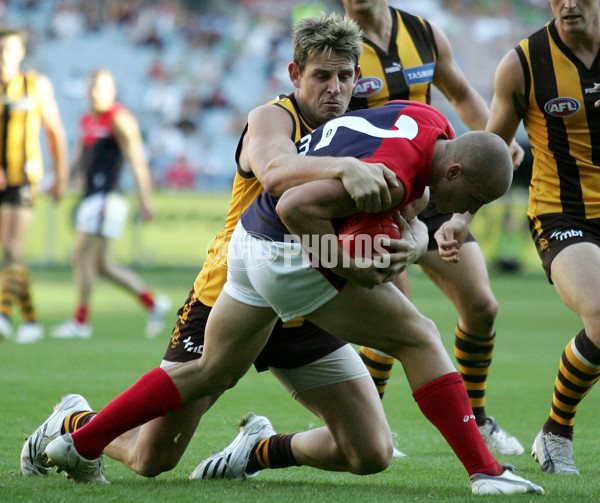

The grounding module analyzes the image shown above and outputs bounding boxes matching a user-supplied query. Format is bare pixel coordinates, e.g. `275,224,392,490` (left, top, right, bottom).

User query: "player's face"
0,35,25,79
89,72,117,112
550,0,600,35
435,180,487,214
295,52,357,127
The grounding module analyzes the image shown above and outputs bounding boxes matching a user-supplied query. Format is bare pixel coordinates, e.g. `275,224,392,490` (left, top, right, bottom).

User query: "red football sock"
71,368,182,459
413,372,503,476
74,304,88,324
138,291,155,310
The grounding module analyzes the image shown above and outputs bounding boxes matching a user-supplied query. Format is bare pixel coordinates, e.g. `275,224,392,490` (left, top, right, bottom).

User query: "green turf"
1,267,598,502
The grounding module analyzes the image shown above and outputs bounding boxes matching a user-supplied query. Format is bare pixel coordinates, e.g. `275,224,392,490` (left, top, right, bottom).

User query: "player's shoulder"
249,96,297,127
385,100,452,136
386,99,444,118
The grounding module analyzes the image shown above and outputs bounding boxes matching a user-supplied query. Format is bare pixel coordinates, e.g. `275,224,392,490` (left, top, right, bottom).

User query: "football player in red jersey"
342,0,526,457
41,100,543,495
50,69,172,340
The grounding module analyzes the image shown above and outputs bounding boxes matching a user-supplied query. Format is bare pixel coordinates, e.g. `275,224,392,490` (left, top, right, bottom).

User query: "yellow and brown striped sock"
62,411,98,434
359,346,395,399
0,263,22,319
246,433,297,473
454,325,495,424
543,330,600,440
16,264,36,322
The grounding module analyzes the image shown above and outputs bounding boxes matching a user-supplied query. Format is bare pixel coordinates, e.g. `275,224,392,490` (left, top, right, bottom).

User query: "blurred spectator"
164,156,195,190
2,0,552,191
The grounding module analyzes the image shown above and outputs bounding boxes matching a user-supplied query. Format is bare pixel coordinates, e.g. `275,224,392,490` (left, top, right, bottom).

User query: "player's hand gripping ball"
338,212,402,259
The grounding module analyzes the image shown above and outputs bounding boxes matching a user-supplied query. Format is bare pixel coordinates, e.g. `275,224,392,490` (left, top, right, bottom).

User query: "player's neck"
554,19,600,68
352,5,392,50
429,139,448,185
0,68,20,87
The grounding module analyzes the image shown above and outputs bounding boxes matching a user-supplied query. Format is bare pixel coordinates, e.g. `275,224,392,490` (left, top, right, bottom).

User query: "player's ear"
353,64,361,86
289,62,301,88
445,163,463,180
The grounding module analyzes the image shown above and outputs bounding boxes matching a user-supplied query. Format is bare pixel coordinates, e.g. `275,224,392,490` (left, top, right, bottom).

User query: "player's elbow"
275,188,298,223
260,172,284,196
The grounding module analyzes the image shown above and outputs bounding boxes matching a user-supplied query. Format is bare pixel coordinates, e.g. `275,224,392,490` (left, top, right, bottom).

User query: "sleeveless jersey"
193,94,312,306
350,7,437,110
78,104,125,197
0,71,44,186
241,101,453,241
516,21,600,220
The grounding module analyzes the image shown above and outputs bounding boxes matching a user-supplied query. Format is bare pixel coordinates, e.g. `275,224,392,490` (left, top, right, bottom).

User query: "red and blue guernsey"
78,103,125,197
240,100,454,241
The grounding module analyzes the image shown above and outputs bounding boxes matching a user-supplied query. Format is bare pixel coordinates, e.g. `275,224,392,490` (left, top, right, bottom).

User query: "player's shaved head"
450,130,513,203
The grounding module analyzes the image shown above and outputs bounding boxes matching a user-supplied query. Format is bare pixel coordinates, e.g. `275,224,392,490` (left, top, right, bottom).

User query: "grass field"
1,267,598,502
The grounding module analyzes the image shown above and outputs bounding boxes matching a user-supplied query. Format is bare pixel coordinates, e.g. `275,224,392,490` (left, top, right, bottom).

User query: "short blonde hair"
292,13,363,72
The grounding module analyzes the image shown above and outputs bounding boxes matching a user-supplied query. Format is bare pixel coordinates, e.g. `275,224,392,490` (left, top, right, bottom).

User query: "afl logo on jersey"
544,97,580,117
353,77,383,97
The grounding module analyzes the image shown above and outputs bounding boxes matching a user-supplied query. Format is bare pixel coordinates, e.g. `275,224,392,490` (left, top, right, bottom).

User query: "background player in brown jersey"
50,69,172,340
0,27,68,344
341,0,525,457
487,0,600,475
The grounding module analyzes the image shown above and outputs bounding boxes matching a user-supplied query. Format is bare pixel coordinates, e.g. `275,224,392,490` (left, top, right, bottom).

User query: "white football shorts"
269,344,369,398
223,221,340,322
161,344,369,398
75,192,130,239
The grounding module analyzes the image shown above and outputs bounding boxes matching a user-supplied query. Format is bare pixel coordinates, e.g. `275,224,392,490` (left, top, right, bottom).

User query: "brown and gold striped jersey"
516,21,600,219
0,71,44,186
349,7,437,111
193,94,312,306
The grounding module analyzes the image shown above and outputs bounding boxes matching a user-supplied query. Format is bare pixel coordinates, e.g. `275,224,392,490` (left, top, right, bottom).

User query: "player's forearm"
47,132,69,188
451,90,490,132
259,154,345,196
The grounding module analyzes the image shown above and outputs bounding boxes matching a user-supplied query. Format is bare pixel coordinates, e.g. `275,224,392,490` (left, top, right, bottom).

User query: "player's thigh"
306,282,436,355
551,242,600,329
418,242,495,306
0,205,33,254
175,293,278,397
74,232,105,263
297,377,391,451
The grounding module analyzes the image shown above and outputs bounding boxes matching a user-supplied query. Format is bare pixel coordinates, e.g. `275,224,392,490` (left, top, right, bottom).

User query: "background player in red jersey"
50,69,171,340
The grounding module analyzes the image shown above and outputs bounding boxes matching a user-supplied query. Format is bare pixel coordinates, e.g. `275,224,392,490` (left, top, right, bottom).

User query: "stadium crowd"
3,0,550,191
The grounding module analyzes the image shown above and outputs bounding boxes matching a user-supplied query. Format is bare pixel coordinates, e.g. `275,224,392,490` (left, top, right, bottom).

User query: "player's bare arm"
434,212,473,263
432,24,523,167
431,24,489,131
68,140,85,192
37,73,68,201
277,177,408,287
246,104,398,213
113,109,154,220
486,49,526,147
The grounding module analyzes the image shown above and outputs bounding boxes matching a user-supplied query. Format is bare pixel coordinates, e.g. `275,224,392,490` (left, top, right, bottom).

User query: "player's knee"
467,294,498,328
348,438,393,475
131,451,179,478
200,370,244,395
